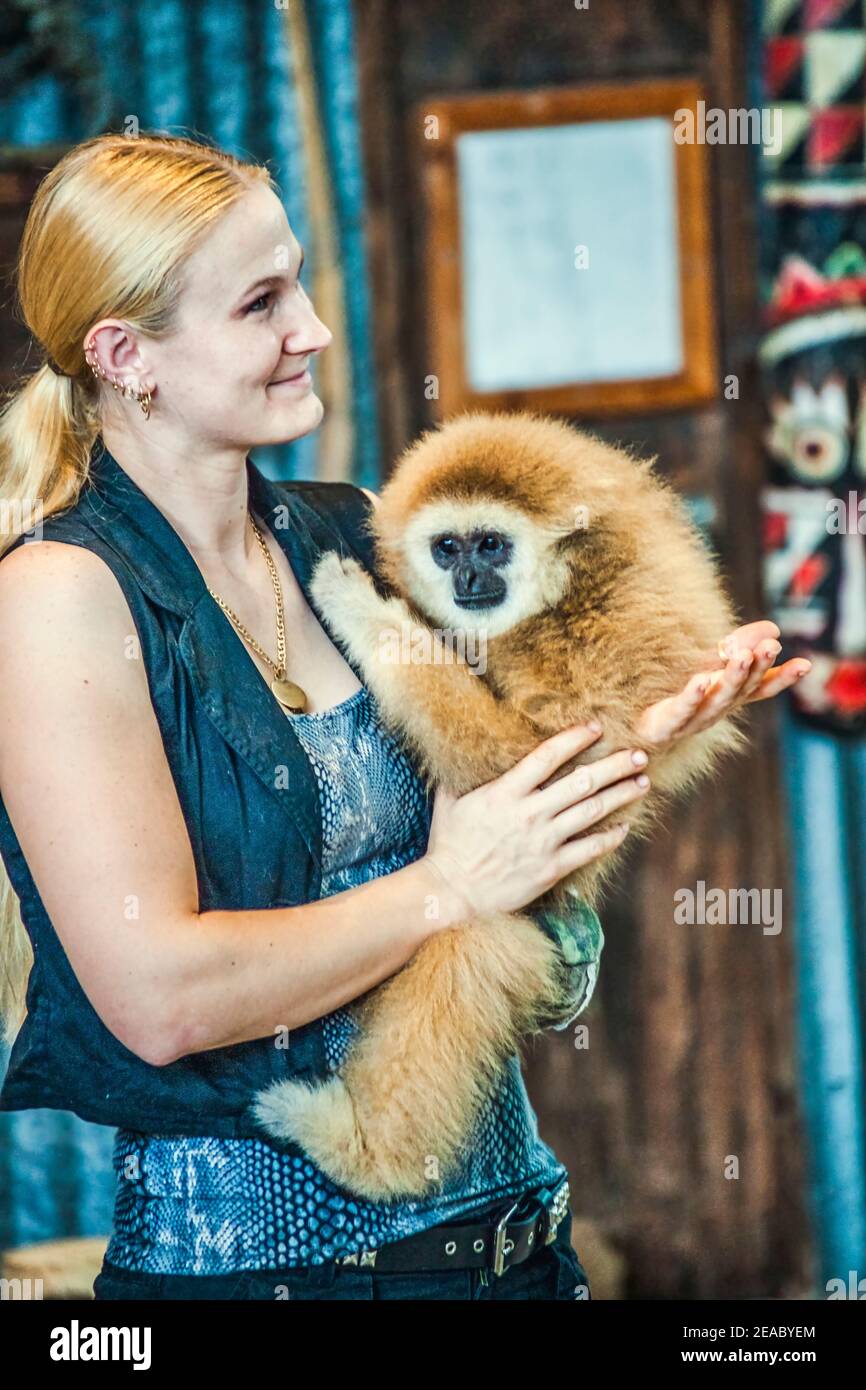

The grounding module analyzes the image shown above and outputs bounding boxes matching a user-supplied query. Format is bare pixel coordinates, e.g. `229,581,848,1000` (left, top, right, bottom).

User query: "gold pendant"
271,677,309,713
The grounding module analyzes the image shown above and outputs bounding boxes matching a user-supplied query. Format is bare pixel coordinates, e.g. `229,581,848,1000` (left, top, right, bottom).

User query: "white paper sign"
455,117,683,392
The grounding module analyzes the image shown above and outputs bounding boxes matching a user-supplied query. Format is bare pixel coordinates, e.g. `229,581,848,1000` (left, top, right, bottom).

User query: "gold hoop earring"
86,350,152,420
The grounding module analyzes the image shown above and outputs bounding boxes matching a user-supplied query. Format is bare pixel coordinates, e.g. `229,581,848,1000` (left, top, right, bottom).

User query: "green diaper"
532,893,605,1030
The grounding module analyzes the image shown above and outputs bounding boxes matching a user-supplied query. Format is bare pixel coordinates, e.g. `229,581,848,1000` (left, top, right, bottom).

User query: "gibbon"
253,409,750,1200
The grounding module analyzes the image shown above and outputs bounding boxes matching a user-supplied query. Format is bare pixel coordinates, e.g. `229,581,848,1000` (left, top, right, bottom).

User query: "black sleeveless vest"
0,438,413,1142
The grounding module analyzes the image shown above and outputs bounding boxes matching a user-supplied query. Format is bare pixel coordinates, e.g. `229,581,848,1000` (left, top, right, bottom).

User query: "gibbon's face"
400,496,572,638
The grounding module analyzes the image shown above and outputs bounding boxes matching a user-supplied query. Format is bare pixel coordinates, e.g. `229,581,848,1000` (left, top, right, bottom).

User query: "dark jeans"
93,1198,591,1302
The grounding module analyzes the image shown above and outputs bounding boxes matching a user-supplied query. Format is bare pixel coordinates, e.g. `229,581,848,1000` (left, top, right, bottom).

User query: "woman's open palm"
634,620,811,750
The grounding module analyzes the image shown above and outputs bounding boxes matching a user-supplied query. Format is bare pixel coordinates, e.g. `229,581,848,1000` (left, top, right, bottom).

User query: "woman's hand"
423,722,651,920
633,620,812,750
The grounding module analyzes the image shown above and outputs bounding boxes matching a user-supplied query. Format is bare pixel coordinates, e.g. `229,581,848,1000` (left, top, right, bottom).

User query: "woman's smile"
268,366,312,391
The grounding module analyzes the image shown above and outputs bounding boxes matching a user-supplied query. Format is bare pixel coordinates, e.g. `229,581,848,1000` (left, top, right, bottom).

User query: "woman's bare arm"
0,538,647,1069
0,540,460,1067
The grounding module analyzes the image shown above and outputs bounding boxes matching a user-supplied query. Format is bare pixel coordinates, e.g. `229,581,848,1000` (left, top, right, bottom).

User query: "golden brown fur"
253,410,750,1199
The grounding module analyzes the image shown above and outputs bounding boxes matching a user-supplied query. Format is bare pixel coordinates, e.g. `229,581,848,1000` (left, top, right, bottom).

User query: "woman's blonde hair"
0,131,275,1041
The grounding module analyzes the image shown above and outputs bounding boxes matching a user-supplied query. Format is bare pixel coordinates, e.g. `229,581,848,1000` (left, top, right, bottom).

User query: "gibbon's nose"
457,562,481,594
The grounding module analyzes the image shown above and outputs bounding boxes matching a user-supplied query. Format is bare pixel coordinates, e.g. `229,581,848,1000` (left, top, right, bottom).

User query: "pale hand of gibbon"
633,620,813,750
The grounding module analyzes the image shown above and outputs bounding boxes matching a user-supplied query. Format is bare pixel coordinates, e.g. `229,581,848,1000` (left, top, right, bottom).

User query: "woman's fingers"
741,656,811,703
657,651,811,738
532,746,647,817
500,721,604,797
665,647,758,732
718,620,780,656
681,649,811,727
554,821,633,877
728,639,777,697
550,770,650,842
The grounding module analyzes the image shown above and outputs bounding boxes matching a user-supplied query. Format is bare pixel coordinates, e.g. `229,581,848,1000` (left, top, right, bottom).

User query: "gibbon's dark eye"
433,535,458,557
479,533,504,553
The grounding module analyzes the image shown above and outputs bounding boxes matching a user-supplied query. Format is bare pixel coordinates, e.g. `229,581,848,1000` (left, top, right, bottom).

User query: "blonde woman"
0,133,805,1302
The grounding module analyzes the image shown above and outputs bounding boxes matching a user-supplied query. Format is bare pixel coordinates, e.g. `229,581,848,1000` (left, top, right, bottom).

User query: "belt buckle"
492,1199,521,1277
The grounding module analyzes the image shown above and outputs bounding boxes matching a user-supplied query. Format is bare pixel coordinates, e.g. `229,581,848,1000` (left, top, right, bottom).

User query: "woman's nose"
282,292,333,356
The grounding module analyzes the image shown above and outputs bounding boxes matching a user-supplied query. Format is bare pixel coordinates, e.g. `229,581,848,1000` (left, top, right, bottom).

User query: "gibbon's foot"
252,1075,447,1201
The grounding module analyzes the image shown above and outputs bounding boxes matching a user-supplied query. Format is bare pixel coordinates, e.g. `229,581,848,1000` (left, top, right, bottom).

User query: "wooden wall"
0,151,67,393
354,0,812,1298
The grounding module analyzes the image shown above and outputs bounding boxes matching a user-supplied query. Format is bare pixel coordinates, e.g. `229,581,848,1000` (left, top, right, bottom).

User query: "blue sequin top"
105,685,568,1273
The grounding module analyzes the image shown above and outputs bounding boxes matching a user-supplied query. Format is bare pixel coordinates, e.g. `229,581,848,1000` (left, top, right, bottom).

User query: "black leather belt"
335,1178,570,1277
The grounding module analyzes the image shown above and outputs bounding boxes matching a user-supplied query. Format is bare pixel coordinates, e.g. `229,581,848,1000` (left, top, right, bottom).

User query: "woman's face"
95,183,333,450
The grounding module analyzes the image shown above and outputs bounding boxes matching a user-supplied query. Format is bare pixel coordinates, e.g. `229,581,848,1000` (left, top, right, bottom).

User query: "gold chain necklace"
206,513,309,714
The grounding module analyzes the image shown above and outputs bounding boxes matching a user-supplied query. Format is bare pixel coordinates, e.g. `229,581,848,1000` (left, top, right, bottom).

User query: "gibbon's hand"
633,619,812,749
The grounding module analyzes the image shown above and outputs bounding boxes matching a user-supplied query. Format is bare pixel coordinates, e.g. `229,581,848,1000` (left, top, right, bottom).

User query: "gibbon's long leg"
310,551,537,788
254,908,570,1198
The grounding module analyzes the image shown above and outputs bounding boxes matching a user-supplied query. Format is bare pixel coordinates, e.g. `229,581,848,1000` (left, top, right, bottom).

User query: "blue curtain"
0,0,379,1253
0,0,380,487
